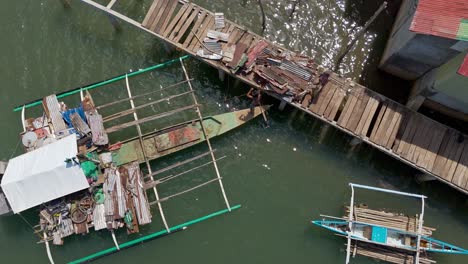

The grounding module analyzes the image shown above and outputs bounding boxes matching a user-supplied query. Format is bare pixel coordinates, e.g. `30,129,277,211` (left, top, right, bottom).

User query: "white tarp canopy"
1,134,90,213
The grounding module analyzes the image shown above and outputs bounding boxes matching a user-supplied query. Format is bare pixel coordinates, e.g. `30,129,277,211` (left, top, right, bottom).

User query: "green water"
0,1,466,263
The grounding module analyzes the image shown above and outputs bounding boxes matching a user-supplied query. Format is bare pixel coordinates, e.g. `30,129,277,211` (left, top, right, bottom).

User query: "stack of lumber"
345,206,435,236
351,242,436,264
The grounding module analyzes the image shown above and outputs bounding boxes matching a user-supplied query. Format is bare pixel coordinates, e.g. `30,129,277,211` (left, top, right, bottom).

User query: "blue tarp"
62,105,87,128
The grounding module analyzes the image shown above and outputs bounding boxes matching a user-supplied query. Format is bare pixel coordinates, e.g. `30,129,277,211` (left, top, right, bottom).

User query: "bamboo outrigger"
312,183,468,264
0,56,267,263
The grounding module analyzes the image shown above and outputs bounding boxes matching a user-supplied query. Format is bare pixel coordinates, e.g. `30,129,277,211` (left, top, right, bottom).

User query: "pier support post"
163,43,175,54
278,100,287,111
218,69,226,82
107,14,122,32
349,137,363,146
59,0,71,8
416,173,436,183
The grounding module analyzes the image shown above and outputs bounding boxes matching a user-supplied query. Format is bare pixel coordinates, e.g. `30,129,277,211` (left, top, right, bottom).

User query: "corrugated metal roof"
458,53,468,76
410,0,468,41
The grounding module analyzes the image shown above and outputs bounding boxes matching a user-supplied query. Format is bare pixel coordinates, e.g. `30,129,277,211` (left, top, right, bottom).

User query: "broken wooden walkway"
77,0,468,195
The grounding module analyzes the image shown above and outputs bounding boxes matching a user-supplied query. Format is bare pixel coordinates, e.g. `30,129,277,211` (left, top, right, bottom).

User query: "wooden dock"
78,0,468,195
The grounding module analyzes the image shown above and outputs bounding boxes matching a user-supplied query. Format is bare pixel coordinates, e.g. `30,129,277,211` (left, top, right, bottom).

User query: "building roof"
0,135,89,213
458,53,468,76
410,0,468,41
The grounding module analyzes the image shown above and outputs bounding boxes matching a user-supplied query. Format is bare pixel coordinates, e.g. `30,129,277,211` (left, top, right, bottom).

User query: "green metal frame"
13,55,191,112
68,204,241,264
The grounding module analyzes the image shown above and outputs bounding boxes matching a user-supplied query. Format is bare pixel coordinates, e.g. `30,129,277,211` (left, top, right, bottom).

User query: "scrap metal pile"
23,94,152,245
196,13,330,108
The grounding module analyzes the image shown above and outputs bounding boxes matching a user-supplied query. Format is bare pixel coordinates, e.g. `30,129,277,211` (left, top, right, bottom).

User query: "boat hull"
312,220,468,255
111,106,269,166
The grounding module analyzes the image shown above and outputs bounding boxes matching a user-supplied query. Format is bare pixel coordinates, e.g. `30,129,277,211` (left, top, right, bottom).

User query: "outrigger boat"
312,183,468,264
0,56,268,263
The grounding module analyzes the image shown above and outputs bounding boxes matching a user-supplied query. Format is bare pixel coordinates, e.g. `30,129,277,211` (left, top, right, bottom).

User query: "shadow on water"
341,0,412,103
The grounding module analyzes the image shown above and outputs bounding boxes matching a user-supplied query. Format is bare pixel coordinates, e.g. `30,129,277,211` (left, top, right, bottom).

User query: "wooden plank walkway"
78,0,468,195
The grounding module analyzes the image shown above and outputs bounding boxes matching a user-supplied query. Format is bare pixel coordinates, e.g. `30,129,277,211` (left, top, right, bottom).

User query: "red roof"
458,53,468,76
410,0,468,40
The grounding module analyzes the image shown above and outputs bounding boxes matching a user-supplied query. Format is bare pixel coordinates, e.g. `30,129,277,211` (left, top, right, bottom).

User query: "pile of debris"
196,13,330,108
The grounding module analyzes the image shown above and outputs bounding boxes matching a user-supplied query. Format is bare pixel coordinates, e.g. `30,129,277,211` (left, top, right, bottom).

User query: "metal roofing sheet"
458,53,468,76
410,0,468,41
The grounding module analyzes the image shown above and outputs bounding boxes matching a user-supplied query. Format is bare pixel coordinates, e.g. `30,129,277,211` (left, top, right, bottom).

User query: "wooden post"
44,232,55,264
278,100,287,111
163,42,175,54
416,174,436,183
218,69,226,82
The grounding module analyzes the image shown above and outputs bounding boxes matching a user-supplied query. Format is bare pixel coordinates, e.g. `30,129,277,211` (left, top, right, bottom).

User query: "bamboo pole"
44,232,55,264
179,58,231,211
13,55,191,112
102,90,194,122
124,74,170,232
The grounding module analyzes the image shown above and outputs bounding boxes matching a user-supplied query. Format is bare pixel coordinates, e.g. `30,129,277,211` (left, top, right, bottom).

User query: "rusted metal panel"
155,126,200,151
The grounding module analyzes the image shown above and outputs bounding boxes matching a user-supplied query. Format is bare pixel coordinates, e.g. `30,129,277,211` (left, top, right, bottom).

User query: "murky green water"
0,1,466,263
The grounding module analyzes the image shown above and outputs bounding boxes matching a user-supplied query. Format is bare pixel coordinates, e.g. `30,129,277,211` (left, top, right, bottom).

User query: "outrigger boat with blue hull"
312,220,468,255
312,183,468,264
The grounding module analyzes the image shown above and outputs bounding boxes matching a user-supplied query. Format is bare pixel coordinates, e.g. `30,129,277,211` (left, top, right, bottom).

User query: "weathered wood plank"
324,84,346,121
376,103,396,147
173,7,200,43
355,95,379,137
431,130,452,176
188,15,214,51
142,0,162,28
345,94,370,133
421,125,446,171
397,115,418,157
309,82,334,114
162,3,190,37
182,10,207,48
383,104,403,149
442,132,465,182
168,4,195,41
369,101,388,143
43,95,68,133
411,118,432,164
391,110,410,152
148,0,171,32
449,141,468,187
157,0,179,34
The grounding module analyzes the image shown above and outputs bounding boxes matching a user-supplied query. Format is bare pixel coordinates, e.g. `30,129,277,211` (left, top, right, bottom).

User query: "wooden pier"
77,0,468,195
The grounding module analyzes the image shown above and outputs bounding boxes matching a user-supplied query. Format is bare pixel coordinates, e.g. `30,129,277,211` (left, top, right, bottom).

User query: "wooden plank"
355,95,379,137
421,125,446,171
162,3,190,37
188,15,214,51
409,118,430,163
148,0,172,33
405,116,426,162
142,0,161,28
384,105,404,149
414,120,436,166
369,101,388,143
324,84,346,121
391,110,410,152
442,132,465,181
345,94,370,132
376,103,396,146
182,10,207,48
43,95,68,133
168,4,195,41
431,130,452,176
337,90,361,128
309,82,334,113
157,0,179,34
173,7,200,43
397,114,418,157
